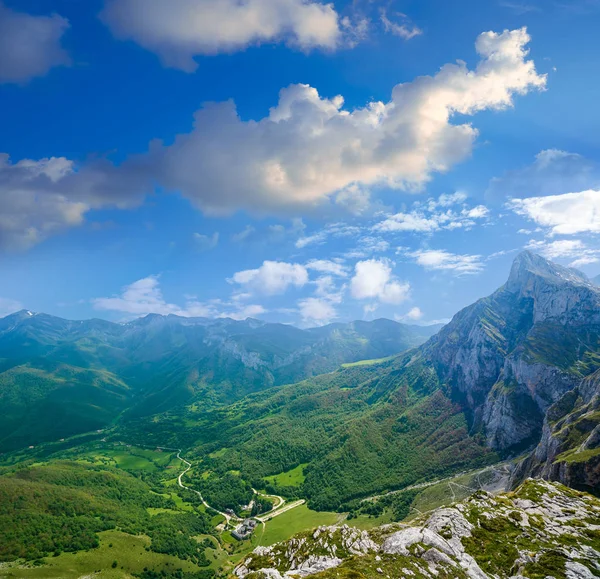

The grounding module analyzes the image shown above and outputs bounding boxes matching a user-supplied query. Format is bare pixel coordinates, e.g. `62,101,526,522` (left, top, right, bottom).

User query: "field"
73,445,180,473
0,530,203,578
340,356,393,368
259,505,342,545
264,464,307,487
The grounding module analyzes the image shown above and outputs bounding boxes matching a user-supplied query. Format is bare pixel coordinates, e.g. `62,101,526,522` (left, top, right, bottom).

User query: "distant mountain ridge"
0,311,441,452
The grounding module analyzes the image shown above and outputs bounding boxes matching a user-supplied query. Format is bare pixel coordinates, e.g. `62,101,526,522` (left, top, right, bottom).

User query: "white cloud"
373,193,489,233
350,259,410,304
380,9,422,40
487,149,600,201
344,236,391,258
433,192,468,208
93,276,187,316
298,297,337,325
231,260,308,295
375,213,440,233
466,205,489,219
232,225,256,243
229,303,267,320
395,306,423,322
296,223,361,249
193,231,219,250
0,27,545,250
0,297,23,317
101,0,343,71
305,259,348,277
296,231,328,249
0,2,70,83
93,275,266,319
509,190,600,235
0,154,148,251
525,239,600,268
406,249,484,275
334,183,372,215
140,28,544,215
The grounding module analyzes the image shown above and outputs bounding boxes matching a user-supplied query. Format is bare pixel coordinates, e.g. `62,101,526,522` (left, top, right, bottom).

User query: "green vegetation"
155,353,496,512
264,464,306,487
187,472,253,515
347,489,420,522
259,504,341,545
1,530,210,578
0,458,215,572
556,446,600,464
340,356,394,368
0,312,439,452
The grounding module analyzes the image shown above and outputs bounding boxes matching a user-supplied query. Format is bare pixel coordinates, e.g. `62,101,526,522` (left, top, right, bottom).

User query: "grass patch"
259,504,341,546
341,356,394,368
555,447,600,464
264,464,307,487
0,529,202,578
347,510,394,529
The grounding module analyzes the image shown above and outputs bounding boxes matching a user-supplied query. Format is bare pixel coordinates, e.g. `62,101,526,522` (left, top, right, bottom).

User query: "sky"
1,0,600,327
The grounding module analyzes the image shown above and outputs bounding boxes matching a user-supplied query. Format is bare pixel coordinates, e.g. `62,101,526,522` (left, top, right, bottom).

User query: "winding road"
174,450,304,530
176,450,242,525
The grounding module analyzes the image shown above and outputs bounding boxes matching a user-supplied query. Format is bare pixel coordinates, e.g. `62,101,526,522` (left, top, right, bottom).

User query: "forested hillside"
0,314,440,452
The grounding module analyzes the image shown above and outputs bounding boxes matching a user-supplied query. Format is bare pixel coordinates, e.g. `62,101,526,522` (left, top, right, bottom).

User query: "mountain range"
2,251,600,578
0,312,440,452
119,250,600,510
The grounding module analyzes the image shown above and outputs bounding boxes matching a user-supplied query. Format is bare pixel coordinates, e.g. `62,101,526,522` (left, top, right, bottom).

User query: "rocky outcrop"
236,480,600,579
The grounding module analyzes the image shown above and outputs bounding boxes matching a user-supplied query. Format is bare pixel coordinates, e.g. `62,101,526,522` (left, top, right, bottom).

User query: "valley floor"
0,436,517,579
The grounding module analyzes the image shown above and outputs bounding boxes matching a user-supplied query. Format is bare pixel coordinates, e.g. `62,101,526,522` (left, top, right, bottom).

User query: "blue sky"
1,0,600,326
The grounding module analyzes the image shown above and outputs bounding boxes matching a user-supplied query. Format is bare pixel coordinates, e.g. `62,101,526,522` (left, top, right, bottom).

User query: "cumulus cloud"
93,275,266,319
298,296,338,325
305,259,348,277
0,27,544,250
101,0,343,71
140,28,544,215
193,231,219,250
396,306,424,321
0,154,148,251
509,190,600,235
487,150,600,201
0,2,70,83
350,259,410,304
525,239,600,268
0,297,23,317
405,249,484,275
231,260,308,294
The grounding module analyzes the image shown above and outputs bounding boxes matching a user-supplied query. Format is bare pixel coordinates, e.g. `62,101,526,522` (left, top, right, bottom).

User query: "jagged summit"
506,250,592,292
501,251,600,325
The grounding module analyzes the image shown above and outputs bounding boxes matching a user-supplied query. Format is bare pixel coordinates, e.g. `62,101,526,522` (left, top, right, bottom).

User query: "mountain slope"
138,251,600,509
419,251,600,452
0,313,440,452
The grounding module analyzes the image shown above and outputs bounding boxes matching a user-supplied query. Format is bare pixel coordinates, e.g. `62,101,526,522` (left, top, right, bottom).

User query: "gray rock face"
237,480,600,579
411,252,600,488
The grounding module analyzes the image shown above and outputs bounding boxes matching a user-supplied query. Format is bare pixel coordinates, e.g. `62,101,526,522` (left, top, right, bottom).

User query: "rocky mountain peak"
506,250,590,293
504,251,600,324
